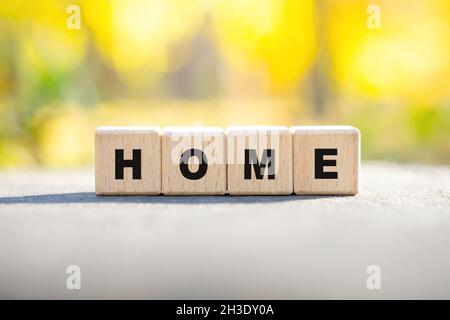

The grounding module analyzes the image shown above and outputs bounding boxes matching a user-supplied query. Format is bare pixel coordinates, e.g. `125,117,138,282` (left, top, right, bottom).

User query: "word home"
95,126,360,196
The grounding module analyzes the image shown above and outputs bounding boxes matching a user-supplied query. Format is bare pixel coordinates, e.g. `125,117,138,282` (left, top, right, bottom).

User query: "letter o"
179,148,208,180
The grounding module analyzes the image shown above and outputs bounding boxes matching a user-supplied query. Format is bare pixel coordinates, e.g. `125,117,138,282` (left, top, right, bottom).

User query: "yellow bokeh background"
0,0,449,167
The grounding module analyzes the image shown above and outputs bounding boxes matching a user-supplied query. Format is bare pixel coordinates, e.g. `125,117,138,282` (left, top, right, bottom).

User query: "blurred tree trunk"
310,0,331,118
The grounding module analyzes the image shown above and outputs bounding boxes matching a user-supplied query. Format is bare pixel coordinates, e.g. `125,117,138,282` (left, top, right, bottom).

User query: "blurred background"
0,0,448,168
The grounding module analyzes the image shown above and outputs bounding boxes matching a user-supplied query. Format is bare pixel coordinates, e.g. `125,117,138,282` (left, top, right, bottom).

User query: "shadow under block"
161,127,226,195
95,127,161,195
292,126,360,195
226,126,293,195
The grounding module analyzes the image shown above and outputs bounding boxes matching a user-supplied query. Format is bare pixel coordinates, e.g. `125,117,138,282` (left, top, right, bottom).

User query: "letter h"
115,149,141,180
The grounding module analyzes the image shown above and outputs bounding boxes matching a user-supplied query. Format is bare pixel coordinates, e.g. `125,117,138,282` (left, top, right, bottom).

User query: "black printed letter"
244,149,276,180
115,149,141,180
315,148,338,179
179,148,208,180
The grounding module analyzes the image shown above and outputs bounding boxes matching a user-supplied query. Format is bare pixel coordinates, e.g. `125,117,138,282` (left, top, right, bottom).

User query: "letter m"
244,149,275,180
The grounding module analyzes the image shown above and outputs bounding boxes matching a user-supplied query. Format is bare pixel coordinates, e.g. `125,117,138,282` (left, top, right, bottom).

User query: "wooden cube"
161,127,226,195
95,126,161,195
226,126,293,195
292,126,360,195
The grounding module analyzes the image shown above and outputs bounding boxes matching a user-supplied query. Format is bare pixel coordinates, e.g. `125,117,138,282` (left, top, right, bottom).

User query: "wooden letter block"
292,126,360,195
226,126,293,195
161,127,226,195
95,126,161,195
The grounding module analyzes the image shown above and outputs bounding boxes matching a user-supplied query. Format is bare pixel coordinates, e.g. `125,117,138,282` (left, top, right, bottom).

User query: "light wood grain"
95,126,161,195
292,126,360,195
226,126,293,195
161,127,226,195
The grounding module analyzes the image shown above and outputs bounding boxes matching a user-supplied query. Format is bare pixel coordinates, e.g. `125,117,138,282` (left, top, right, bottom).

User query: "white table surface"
0,162,449,299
